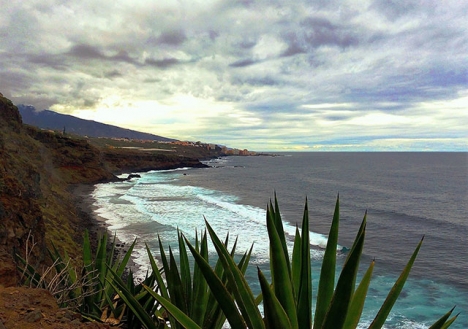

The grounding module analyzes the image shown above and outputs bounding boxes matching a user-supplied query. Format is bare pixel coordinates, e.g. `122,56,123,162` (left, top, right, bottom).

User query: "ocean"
91,152,468,328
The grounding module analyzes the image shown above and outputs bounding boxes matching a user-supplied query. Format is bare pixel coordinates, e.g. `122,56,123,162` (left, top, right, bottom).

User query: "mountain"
18,104,176,142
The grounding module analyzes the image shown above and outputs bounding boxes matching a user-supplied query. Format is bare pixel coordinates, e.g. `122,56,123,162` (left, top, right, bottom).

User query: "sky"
1,0,467,151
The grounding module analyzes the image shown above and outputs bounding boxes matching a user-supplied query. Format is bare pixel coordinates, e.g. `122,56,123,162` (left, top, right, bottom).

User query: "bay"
92,152,468,328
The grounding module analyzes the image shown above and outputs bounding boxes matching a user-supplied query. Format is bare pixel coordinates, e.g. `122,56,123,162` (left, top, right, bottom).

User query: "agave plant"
141,196,457,329
107,229,254,329
16,229,139,324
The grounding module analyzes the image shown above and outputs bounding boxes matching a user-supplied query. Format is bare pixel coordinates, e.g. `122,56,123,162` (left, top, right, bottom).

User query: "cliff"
0,94,208,288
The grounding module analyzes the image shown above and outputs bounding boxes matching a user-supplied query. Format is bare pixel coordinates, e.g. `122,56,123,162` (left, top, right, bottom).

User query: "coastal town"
93,136,259,156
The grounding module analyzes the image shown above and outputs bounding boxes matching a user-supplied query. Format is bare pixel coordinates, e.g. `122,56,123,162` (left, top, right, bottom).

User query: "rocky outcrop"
102,148,208,173
0,95,22,132
25,126,116,184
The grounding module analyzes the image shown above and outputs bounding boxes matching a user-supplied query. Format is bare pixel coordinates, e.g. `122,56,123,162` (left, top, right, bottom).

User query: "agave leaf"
178,231,192,314
48,243,66,276
145,243,169,300
258,268,292,329
205,220,264,329
96,232,108,281
62,250,78,288
291,225,302,298
204,247,228,329
157,235,170,274
101,237,138,312
343,260,375,329
369,237,424,329
322,215,366,329
238,243,254,275
184,236,247,329
428,307,456,329
109,233,117,268
192,234,209,325
106,267,158,329
143,284,202,329
266,205,298,329
296,200,312,328
192,231,210,326
116,238,137,276
82,230,92,270
273,194,291,276
167,246,187,319
314,196,340,329
441,314,459,329
16,254,43,287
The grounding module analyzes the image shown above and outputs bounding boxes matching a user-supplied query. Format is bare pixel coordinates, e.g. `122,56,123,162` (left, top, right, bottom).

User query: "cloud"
67,44,105,59
229,58,259,68
145,57,180,68
157,30,187,46
0,0,466,150
300,16,359,49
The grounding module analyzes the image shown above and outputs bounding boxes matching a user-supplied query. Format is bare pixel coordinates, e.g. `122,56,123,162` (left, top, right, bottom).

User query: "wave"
91,167,468,329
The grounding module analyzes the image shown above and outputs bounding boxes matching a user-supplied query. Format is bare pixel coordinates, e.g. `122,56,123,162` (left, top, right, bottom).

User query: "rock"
24,309,43,323
127,174,141,180
0,248,18,287
0,94,22,131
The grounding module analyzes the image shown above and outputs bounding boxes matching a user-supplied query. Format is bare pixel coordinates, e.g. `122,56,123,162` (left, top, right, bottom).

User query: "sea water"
91,152,468,328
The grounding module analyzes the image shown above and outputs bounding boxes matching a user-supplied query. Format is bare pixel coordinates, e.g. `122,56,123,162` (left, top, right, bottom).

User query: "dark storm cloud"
229,58,259,68
67,44,138,64
28,53,67,70
145,57,180,68
238,38,257,49
281,37,306,57
244,76,279,86
104,69,122,79
157,30,187,46
299,16,359,49
208,30,219,41
67,44,105,59
111,50,137,64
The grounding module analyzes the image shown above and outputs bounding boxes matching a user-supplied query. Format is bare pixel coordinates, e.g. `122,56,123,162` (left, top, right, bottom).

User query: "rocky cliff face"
1,95,120,273
0,95,46,282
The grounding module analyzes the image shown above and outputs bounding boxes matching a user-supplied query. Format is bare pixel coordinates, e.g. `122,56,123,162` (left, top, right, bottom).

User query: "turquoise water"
91,153,468,328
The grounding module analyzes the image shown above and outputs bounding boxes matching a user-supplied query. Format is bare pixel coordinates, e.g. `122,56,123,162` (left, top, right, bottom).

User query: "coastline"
70,182,139,274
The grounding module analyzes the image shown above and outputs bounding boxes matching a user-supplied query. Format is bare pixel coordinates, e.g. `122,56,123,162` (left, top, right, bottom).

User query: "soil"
0,286,110,329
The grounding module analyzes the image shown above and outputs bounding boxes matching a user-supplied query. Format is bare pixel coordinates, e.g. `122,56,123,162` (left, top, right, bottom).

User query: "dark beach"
71,183,140,275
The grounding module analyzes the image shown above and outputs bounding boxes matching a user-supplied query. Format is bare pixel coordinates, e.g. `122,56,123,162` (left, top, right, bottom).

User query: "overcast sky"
1,0,467,151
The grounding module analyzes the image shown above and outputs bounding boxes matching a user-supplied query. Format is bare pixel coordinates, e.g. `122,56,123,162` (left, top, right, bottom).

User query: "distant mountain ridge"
18,105,176,142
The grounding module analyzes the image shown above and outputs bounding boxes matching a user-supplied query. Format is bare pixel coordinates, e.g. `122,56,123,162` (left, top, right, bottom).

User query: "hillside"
18,104,176,141
0,93,214,287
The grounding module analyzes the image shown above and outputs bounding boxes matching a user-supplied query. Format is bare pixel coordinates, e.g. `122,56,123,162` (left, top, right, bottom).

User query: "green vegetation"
87,136,222,159
18,196,458,328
